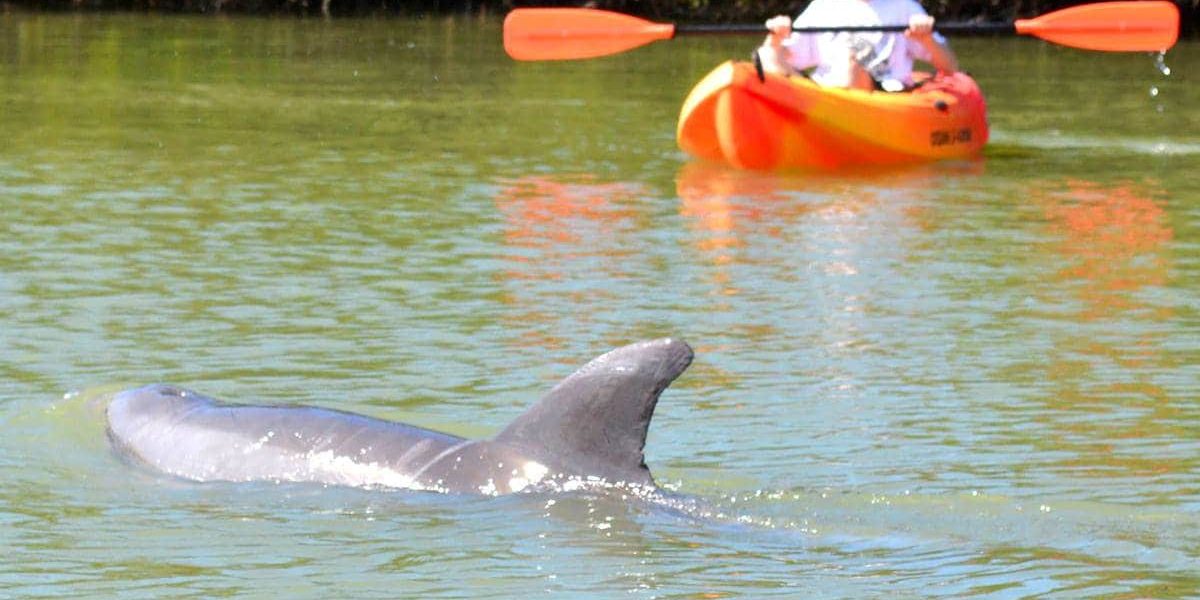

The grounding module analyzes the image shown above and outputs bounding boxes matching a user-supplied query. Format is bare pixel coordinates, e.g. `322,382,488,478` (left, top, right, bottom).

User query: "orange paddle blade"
503,8,676,61
1015,1,1179,52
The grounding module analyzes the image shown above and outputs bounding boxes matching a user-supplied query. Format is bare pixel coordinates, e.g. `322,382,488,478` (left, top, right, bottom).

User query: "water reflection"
1039,179,1172,314
492,174,656,352
1020,179,1185,499
670,160,994,416
676,162,801,273
675,161,983,297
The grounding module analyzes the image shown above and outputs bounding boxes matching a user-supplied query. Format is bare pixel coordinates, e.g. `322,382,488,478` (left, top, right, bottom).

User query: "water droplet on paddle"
1150,87,1159,97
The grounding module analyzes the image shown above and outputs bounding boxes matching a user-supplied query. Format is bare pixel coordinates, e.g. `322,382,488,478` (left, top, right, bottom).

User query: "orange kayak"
676,61,989,171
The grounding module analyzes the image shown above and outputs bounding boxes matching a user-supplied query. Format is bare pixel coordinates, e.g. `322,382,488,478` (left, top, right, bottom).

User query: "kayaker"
757,0,959,92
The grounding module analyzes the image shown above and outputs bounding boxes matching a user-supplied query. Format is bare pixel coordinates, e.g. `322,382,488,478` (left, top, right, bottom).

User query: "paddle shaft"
675,22,1018,36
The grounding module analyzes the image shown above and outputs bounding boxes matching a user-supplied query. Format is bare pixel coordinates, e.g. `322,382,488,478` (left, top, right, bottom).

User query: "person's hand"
765,15,793,43
905,14,935,40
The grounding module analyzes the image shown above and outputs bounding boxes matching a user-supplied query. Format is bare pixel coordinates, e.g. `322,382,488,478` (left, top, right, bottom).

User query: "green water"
1,12,1198,598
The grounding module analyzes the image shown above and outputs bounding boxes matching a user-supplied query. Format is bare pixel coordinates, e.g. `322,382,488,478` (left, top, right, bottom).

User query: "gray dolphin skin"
106,338,693,495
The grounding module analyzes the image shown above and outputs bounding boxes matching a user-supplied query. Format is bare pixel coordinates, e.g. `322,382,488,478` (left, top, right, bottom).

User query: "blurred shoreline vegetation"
1,0,1197,34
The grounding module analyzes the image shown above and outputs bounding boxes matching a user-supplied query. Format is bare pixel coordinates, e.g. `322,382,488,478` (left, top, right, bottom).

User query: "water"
1156,50,1172,76
1,12,1198,598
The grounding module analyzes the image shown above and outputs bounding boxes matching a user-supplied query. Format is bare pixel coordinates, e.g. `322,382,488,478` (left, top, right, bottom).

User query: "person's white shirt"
768,0,950,90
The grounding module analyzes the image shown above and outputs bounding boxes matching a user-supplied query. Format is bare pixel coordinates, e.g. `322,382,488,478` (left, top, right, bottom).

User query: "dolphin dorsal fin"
494,338,693,486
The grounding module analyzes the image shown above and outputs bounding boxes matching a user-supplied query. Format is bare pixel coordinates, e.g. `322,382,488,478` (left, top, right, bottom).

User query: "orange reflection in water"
675,160,988,377
1029,179,1180,480
495,174,644,251
675,161,981,293
493,174,653,353
676,163,793,263
1041,180,1173,312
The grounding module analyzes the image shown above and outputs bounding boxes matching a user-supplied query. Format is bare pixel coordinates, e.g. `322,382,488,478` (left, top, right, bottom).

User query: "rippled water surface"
2,12,1198,598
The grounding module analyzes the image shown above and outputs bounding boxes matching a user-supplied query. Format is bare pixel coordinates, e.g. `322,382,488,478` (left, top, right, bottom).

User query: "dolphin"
106,338,693,495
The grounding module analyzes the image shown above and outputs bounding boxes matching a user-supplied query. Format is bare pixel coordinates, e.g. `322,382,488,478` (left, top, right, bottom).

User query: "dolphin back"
493,338,693,487
106,384,464,488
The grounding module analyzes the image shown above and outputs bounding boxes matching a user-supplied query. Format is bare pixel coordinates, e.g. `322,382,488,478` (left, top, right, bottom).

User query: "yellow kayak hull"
677,61,989,171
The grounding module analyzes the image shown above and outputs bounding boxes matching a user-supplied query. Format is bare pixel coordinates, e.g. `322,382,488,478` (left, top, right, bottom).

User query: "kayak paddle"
503,1,1180,61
